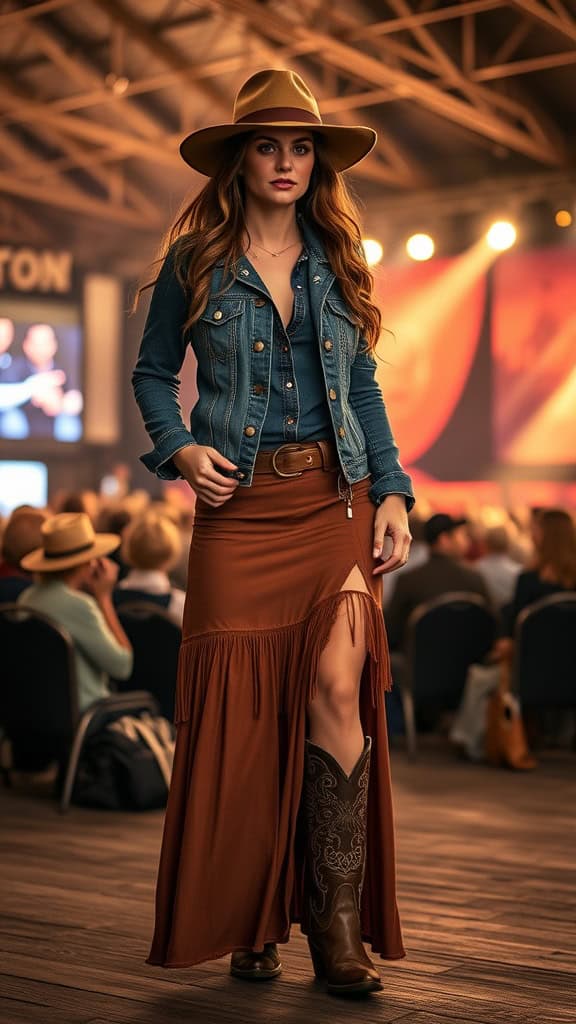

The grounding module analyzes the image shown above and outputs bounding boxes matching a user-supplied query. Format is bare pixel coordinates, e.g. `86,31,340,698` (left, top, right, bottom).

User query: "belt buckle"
271,443,304,478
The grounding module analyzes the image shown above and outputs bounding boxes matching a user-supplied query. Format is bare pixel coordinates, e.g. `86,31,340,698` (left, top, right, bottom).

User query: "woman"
133,69,414,997
508,507,576,629
114,511,186,625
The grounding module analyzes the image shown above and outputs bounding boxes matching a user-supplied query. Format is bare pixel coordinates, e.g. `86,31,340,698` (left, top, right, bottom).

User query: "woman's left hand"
372,494,412,575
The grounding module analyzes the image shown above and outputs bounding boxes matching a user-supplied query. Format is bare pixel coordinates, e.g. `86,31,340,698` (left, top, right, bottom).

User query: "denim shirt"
132,217,415,511
258,246,333,446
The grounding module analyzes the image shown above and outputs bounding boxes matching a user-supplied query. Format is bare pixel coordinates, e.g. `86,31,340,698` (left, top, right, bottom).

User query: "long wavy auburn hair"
535,508,576,589
134,133,382,352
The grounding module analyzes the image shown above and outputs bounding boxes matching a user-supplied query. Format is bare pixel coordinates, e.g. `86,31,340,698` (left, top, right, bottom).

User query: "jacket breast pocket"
199,299,244,363
325,297,360,360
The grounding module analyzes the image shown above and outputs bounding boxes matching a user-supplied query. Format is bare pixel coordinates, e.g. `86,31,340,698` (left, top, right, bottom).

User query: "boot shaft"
302,737,371,926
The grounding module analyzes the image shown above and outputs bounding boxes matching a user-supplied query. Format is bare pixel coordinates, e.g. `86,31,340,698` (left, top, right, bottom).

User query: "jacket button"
213,310,223,320
338,426,346,438
323,339,333,351
253,340,265,352
253,383,265,395
236,471,246,479
240,268,250,276
286,381,294,389
313,275,321,283
244,425,256,437
329,388,337,400
254,298,266,307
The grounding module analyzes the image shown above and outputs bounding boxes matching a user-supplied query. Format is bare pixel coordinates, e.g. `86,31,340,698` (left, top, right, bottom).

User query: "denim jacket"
132,218,415,511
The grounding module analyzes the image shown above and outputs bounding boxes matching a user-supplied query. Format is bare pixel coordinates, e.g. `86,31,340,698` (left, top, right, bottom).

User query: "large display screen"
0,297,83,443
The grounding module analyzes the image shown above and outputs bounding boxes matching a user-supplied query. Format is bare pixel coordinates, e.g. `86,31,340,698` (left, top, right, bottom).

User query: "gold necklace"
249,239,302,258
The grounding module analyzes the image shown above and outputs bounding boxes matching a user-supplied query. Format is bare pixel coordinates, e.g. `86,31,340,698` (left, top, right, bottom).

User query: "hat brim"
21,534,121,573
179,122,377,177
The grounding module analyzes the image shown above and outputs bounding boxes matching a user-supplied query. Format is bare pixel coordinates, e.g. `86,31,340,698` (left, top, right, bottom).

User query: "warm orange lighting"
362,238,384,266
486,221,517,252
555,209,572,228
406,233,435,261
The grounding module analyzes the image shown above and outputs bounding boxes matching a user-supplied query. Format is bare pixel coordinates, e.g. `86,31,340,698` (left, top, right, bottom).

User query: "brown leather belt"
253,439,339,477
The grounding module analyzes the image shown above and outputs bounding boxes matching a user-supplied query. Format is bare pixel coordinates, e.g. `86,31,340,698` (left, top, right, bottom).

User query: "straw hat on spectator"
20,513,120,572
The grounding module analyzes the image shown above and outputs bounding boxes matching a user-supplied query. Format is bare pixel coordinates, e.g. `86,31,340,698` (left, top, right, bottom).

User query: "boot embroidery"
303,746,370,920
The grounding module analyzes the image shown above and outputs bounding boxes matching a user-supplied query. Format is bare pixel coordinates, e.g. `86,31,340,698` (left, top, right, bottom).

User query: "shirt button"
254,298,266,307
286,417,295,425
240,268,250,276
329,388,337,400
296,284,302,289
313,275,321,283
282,345,289,352
286,381,293,389
323,339,333,351
236,471,246,479
253,384,265,395
244,425,256,437
253,340,265,352
213,310,223,320
338,426,346,438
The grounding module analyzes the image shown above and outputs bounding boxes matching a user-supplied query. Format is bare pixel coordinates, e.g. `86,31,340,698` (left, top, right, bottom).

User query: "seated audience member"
96,504,134,581
114,512,185,625
18,513,133,712
385,513,491,652
505,507,576,635
0,507,47,602
476,525,522,609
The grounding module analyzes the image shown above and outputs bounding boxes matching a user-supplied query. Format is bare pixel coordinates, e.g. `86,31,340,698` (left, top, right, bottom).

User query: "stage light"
362,238,384,266
555,209,572,228
406,233,435,261
486,221,517,251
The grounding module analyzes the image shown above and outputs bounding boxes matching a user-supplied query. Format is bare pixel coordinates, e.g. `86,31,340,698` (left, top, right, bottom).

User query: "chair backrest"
114,601,181,719
513,592,576,707
405,591,497,709
0,603,79,743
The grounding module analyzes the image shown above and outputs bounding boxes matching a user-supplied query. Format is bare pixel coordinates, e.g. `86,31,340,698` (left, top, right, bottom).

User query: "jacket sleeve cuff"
369,471,415,513
139,427,197,481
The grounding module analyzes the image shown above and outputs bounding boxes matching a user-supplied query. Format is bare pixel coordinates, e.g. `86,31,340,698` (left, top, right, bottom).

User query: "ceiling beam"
90,0,230,112
347,0,507,39
24,17,163,140
509,0,576,42
471,48,576,80
213,0,565,166
0,170,163,228
0,71,162,223
0,0,76,27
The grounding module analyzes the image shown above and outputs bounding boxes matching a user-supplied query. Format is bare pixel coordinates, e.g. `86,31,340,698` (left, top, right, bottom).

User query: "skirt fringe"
174,589,392,725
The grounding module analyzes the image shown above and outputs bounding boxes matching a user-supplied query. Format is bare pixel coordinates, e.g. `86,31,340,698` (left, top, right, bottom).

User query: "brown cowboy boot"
230,943,282,980
302,736,382,996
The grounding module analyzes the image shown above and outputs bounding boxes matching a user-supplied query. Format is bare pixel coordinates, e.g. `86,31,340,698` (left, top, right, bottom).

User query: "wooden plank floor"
1,738,574,1024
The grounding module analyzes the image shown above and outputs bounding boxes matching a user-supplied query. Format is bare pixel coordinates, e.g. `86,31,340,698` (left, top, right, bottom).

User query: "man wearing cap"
385,513,490,652
17,513,133,712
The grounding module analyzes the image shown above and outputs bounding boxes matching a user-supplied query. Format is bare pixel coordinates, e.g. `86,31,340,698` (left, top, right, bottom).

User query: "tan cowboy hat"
21,513,121,572
180,68,377,176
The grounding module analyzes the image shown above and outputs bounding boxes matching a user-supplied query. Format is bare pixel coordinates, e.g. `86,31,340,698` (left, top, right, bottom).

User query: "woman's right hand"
172,445,240,506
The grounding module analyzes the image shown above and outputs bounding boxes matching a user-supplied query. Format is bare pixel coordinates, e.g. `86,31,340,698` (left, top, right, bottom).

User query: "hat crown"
233,69,322,125
41,513,95,557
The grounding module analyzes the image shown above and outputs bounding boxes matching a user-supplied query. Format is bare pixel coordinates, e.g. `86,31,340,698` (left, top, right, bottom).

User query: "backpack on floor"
72,712,175,810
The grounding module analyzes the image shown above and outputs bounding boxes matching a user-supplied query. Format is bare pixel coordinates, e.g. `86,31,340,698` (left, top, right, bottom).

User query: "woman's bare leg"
307,565,370,775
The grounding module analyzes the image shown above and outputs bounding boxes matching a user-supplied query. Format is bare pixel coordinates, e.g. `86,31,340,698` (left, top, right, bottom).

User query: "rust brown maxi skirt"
146,451,406,968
